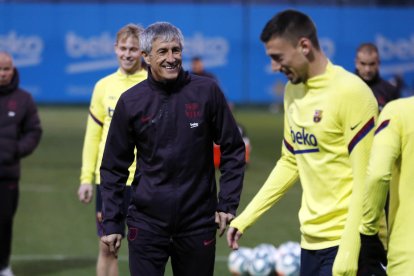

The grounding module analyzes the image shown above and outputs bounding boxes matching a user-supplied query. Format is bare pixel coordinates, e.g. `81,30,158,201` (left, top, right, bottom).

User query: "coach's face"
143,38,182,83
265,36,309,84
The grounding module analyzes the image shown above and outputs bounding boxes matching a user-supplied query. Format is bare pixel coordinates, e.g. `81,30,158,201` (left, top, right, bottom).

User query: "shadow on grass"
12,258,95,276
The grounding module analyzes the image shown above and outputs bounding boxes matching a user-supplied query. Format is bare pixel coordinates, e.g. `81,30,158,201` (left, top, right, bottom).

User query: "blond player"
77,24,146,276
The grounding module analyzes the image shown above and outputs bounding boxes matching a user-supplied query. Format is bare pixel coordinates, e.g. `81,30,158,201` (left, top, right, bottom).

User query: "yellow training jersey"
360,96,414,275
231,62,377,254
80,68,147,185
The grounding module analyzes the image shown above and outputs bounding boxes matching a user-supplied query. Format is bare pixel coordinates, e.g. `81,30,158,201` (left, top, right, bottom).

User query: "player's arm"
78,82,105,203
333,83,378,276
358,104,401,271
100,96,135,236
227,112,299,249
360,105,400,235
210,84,246,236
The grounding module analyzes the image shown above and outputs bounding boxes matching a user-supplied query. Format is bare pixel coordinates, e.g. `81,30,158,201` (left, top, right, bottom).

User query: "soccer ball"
228,247,253,276
275,241,301,276
248,243,278,276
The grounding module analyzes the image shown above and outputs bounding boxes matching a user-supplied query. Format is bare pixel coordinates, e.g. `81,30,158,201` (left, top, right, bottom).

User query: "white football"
275,241,301,276
248,243,277,276
228,247,253,276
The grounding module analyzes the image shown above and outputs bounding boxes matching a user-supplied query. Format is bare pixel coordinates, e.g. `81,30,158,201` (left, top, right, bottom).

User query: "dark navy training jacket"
100,69,245,237
0,69,42,183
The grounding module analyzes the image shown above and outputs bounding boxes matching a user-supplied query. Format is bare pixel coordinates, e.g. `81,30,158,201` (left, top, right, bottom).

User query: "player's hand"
358,233,387,276
227,227,242,250
101,234,122,258
78,183,93,204
215,211,235,237
332,245,359,276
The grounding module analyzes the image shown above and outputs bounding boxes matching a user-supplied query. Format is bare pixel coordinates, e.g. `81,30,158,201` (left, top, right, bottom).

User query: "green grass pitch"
12,105,301,275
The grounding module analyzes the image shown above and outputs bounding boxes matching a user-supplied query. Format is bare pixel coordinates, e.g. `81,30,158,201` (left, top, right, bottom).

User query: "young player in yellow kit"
359,96,414,275
77,24,146,276
227,10,380,275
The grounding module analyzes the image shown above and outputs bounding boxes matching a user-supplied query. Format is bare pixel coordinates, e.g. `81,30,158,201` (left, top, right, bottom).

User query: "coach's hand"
101,234,122,258
215,211,235,237
78,183,93,204
227,227,243,250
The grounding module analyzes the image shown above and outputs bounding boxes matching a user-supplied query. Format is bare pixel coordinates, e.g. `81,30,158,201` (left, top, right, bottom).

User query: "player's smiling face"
115,36,142,75
265,36,308,84
144,38,182,83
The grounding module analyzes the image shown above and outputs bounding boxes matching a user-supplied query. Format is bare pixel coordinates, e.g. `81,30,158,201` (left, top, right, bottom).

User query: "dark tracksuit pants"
0,182,18,269
127,227,216,276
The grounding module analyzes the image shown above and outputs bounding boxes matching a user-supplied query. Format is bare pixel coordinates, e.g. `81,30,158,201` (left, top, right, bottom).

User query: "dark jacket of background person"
100,69,245,237
0,69,42,183
360,72,399,111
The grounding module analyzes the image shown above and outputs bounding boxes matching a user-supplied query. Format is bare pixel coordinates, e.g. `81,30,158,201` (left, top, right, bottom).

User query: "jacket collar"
147,68,191,94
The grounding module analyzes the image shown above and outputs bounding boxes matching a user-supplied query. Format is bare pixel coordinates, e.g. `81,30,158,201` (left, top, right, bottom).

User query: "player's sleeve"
80,81,105,184
333,80,378,275
230,112,299,233
360,103,401,235
100,97,135,235
212,83,246,216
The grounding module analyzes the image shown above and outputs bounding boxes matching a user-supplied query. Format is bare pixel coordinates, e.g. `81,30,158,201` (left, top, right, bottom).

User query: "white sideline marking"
12,255,228,262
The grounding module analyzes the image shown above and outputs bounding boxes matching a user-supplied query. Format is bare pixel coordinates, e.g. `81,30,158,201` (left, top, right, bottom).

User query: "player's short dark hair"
260,9,320,50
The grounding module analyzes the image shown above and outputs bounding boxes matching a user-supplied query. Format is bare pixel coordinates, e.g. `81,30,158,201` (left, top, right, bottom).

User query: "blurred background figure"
355,43,399,112
190,57,251,168
77,23,146,276
0,51,42,276
190,56,218,81
390,73,414,98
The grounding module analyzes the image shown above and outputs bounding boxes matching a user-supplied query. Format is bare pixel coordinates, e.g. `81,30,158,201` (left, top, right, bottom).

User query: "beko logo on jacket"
290,127,318,146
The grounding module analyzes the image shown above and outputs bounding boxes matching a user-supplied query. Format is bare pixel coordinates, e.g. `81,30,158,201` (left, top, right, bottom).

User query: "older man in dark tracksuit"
100,22,245,276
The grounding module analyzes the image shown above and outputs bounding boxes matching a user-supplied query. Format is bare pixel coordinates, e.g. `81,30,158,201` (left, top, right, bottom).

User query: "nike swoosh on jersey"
350,121,362,130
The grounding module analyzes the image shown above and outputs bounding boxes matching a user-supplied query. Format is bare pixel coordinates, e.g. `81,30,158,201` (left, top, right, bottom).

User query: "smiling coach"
99,22,245,276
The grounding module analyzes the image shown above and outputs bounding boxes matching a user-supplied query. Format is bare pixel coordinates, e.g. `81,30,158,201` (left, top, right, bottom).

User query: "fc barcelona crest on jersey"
313,110,323,123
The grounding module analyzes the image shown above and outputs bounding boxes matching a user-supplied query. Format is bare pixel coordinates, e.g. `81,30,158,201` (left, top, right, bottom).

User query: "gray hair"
140,22,184,54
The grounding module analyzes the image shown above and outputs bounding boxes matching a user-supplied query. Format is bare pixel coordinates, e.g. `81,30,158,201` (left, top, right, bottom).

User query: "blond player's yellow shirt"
80,68,147,185
360,96,414,275
231,61,377,263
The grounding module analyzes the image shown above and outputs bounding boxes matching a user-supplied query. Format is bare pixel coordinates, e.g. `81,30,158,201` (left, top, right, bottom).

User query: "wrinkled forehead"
152,37,181,49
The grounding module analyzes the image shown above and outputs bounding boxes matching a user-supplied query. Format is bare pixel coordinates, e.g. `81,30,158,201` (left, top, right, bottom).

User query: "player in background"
77,23,146,276
190,56,218,81
359,96,414,275
355,43,399,112
227,9,379,275
190,56,251,168
0,51,42,276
